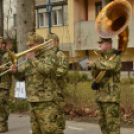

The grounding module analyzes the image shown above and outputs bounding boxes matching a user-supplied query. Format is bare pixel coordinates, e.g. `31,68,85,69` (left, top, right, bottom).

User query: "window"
51,9,63,26
122,62,133,71
95,0,114,18
38,12,49,27
95,2,102,18
37,6,64,28
13,14,17,26
52,11,57,25
39,13,44,26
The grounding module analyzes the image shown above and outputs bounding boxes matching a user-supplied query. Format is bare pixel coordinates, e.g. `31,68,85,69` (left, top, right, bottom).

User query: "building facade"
4,0,134,76
36,0,134,73
3,0,16,38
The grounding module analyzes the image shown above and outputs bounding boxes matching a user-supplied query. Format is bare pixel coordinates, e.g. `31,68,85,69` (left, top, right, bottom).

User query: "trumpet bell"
95,0,132,38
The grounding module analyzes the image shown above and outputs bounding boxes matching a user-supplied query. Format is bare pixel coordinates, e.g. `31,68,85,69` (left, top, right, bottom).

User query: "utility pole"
0,0,3,36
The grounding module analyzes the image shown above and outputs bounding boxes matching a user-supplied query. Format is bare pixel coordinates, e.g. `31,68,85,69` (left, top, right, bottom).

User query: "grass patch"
9,101,29,113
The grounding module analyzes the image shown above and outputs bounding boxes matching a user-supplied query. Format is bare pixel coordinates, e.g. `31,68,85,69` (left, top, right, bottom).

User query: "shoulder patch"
64,60,68,64
52,58,56,63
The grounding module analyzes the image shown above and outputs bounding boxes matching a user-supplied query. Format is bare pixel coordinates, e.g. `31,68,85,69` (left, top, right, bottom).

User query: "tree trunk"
0,0,3,36
17,0,35,63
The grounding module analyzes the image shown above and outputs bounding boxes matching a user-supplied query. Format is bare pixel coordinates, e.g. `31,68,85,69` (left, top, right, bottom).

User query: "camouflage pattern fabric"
26,32,44,45
0,89,9,131
0,49,12,89
13,49,58,102
96,102,120,134
0,49,12,132
30,102,57,134
13,48,58,133
91,49,122,103
52,47,69,134
90,49,121,134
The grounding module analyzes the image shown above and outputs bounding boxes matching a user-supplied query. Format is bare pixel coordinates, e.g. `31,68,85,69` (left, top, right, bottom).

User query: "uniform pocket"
57,102,65,114
110,104,119,117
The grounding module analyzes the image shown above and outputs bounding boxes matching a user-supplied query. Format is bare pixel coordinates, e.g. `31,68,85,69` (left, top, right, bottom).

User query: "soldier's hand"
10,65,18,74
86,61,92,67
27,52,35,60
0,66,5,71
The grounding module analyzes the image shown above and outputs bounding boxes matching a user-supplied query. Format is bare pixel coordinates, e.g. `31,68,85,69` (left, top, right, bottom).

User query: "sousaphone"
92,0,132,88
95,0,132,53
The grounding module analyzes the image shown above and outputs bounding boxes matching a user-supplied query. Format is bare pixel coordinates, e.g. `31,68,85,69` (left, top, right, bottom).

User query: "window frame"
38,12,49,28
95,1,102,18
51,9,63,27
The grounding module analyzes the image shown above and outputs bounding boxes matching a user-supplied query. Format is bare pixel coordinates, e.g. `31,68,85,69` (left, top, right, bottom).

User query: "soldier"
0,37,12,133
10,32,58,134
46,33,69,134
86,37,121,134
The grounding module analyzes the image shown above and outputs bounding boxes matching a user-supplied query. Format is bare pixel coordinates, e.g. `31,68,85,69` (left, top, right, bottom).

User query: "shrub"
9,101,29,113
67,71,90,83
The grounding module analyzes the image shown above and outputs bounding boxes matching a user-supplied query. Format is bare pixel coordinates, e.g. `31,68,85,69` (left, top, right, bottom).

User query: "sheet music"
14,81,27,100
78,57,89,69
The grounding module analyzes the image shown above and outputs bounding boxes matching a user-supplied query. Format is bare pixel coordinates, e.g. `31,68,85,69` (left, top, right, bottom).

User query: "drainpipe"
102,0,109,8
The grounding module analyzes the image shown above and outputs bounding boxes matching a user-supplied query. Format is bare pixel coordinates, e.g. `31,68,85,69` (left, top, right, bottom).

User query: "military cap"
97,37,112,44
26,32,44,45
46,33,59,43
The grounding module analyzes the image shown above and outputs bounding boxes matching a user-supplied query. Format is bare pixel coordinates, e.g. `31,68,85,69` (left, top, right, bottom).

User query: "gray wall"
74,16,134,51
36,0,64,6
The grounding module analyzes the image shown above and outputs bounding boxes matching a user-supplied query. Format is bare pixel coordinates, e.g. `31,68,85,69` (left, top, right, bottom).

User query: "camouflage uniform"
0,37,12,132
47,33,69,134
13,33,58,134
91,38,122,134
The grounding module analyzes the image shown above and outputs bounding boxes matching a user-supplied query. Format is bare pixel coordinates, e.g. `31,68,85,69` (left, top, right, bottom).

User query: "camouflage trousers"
57,96,66,134
96,102,120,134
0,88,9,131
30,102,58,134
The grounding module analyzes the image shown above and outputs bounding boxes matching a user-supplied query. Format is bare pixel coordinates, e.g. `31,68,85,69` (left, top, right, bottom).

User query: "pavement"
1,114,134,134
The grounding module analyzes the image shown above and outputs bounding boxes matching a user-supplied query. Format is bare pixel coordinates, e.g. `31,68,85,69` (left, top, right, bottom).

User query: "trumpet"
0,39,55,76
0,60,27,77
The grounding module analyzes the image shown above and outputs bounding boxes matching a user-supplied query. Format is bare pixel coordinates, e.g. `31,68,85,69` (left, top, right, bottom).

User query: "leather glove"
92,81,99,90
113,50,120,55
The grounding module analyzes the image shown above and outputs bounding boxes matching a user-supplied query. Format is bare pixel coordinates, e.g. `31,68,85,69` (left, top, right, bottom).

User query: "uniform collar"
101,49,114,58
51,46,59,52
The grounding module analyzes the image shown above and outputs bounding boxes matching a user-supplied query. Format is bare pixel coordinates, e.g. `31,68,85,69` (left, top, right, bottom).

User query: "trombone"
0,39,54,76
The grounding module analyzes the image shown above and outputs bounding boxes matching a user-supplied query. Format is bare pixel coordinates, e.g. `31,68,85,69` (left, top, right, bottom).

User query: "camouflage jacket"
0,49,12,89
13,49,57,102
52,47,69,100
91,49,122,103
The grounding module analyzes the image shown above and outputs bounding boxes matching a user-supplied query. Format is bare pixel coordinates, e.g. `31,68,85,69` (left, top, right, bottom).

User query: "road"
1,114,134,134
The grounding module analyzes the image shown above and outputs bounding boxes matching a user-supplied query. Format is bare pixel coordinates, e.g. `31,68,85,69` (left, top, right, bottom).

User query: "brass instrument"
93,0,132,85
10,39,54,65
0,39,54,76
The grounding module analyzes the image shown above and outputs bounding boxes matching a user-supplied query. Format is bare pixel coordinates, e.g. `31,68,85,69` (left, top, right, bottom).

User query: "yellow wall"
88,0,101,21
88,48,134,62
36,0,74,44
121,48,134,62
74,0,86,22
69,49,134,63
69,50,87,63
